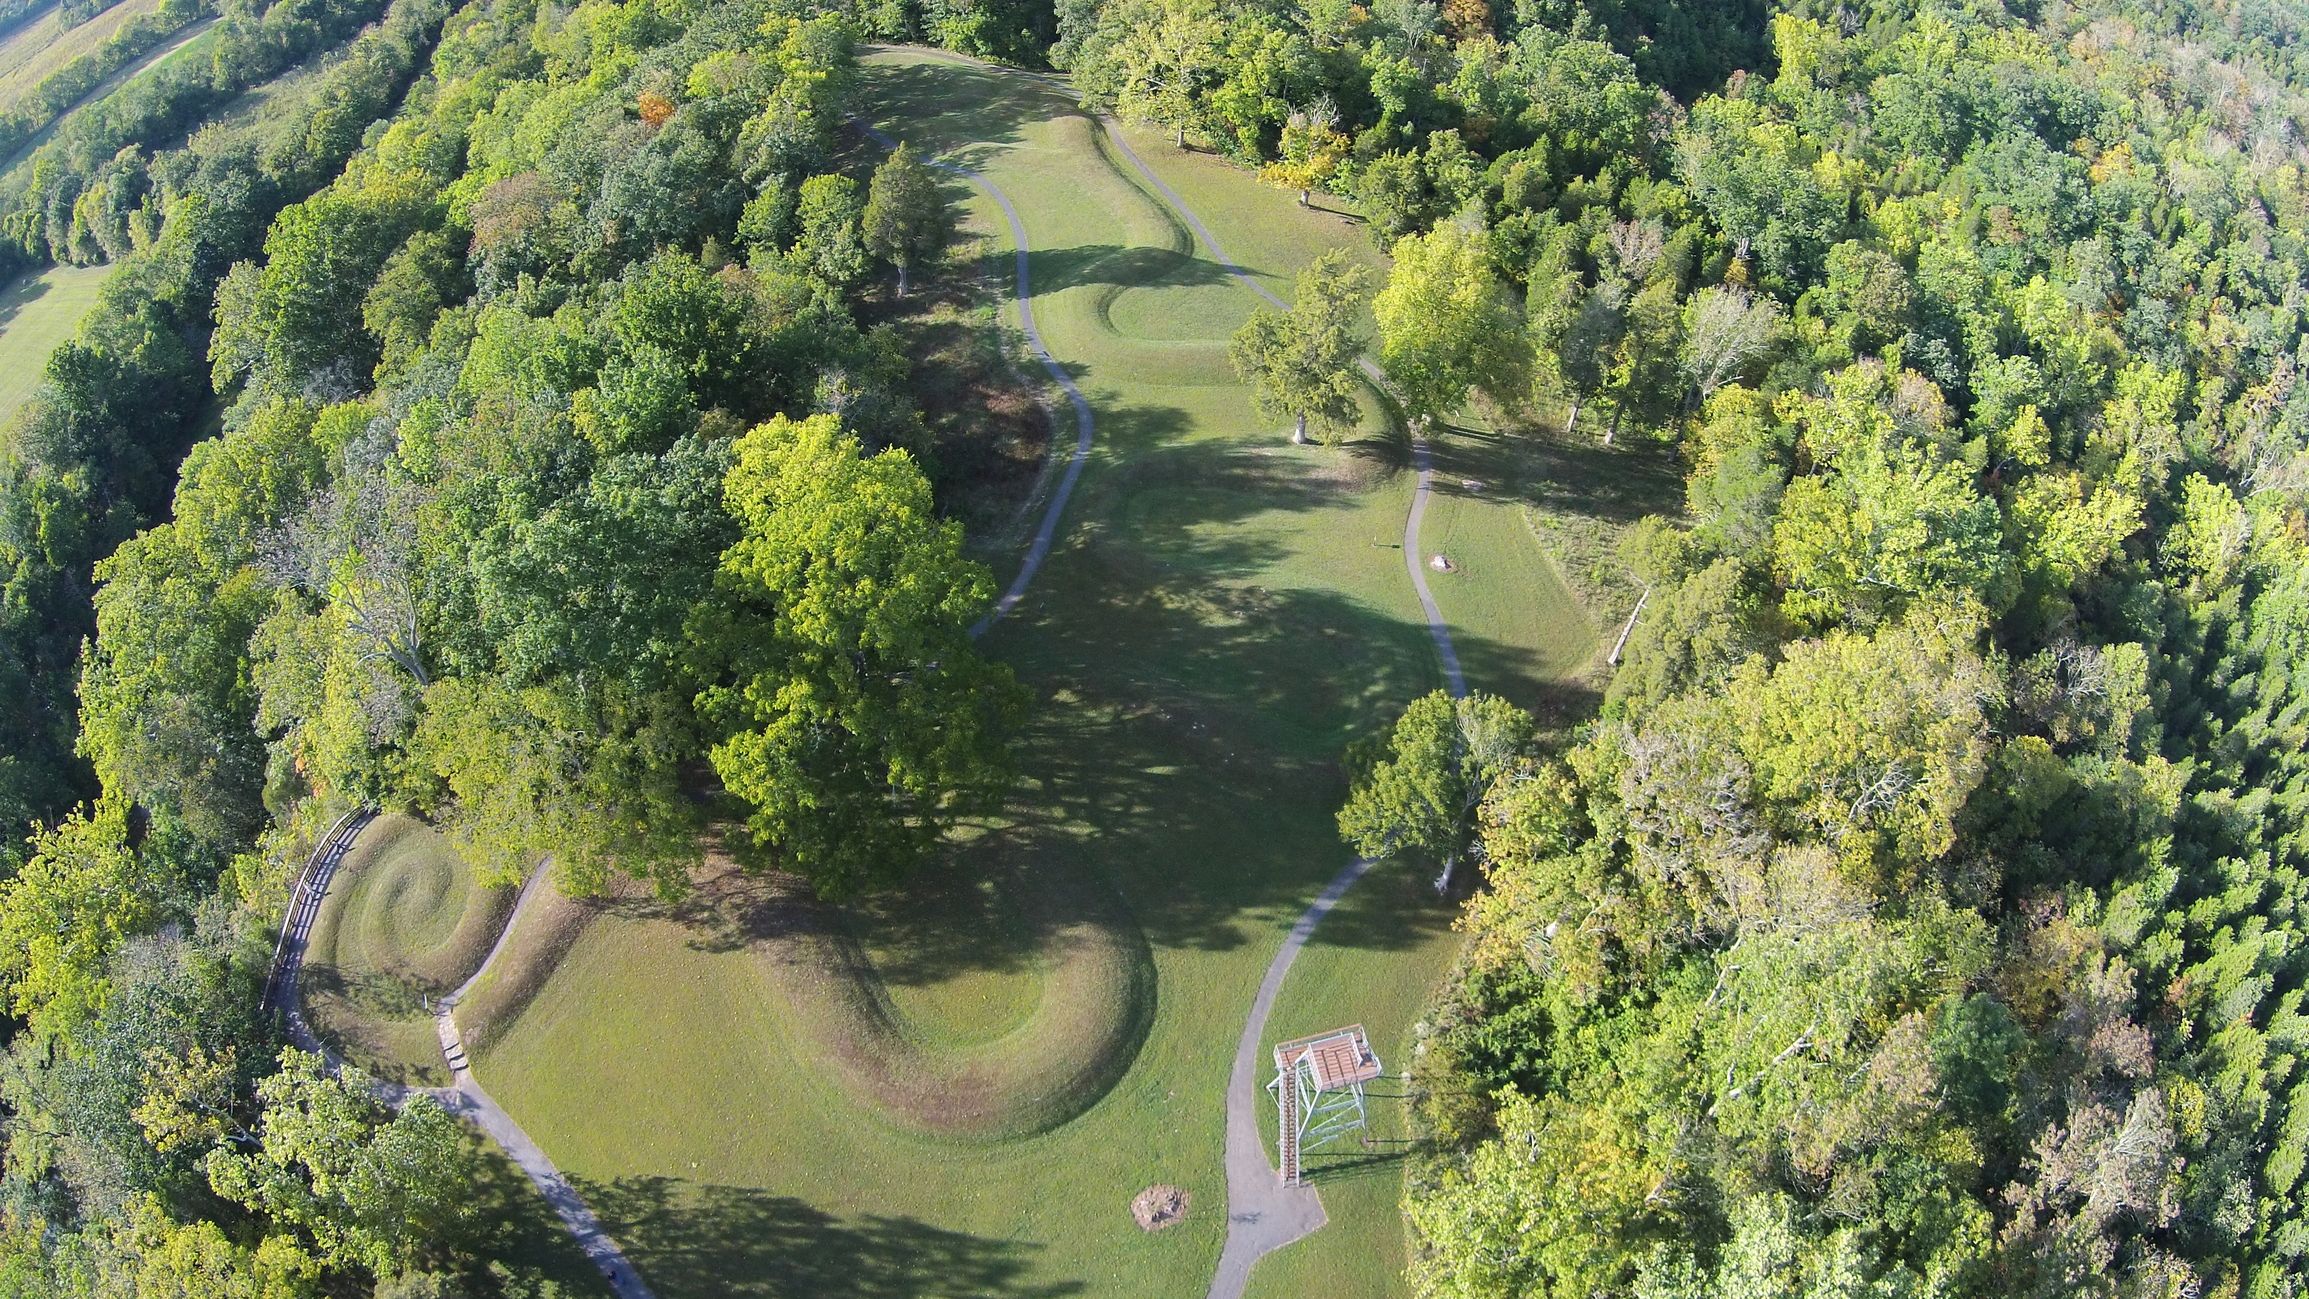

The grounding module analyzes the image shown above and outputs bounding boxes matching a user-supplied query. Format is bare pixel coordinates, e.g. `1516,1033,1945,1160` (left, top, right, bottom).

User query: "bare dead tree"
1680,285,1784,407
1605,218,1667,284
260,422,434,690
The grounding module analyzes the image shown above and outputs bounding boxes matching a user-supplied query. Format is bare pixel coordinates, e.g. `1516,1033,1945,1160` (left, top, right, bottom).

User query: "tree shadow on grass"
587,1175,1085,1299
0,270,53,334
1025,242,1264,296
1422,424,1681,527
858,55,1061,162
982,580,1512,959
463,1138,618,1295
1294,1141,1416,1188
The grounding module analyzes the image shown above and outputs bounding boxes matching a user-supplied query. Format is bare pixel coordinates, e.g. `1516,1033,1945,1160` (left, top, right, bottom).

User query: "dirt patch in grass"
1131,1184,1189,1231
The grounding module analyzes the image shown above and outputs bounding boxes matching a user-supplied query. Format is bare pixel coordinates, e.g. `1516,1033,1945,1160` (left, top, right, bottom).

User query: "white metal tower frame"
1267,1025,1380,1185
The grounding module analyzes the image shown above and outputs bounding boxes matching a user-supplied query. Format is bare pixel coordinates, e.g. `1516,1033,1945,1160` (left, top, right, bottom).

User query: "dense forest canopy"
0,0,2305,1291
0,0,1022,1287
1106,0,2309,1295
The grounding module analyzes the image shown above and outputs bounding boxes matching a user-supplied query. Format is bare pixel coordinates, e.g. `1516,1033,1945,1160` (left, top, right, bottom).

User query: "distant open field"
0,0,166,111
0,261,109,421
0,12,212,168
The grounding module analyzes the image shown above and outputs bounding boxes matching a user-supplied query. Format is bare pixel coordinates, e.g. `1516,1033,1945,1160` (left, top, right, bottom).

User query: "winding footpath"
856,117,1094,640
270,831,655,1299
430,868,656,1299
274,61,1469,1299
1094,118,1467,700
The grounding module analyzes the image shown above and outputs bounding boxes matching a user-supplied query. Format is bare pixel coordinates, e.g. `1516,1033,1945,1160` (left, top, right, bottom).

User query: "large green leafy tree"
1074,0,1227,148
700,413,1022,897
1339,689,1533,891
203,1051,477,1279
1229,248,1371,445
1374,224,1527,428
0,804,147,1046
861,141,951,296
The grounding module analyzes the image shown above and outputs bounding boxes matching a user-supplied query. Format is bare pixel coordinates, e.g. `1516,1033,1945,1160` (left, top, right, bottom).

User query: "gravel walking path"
433,865,655,1299
272,59,1476,1299
1204,855,1376,1299
856,116,1095,639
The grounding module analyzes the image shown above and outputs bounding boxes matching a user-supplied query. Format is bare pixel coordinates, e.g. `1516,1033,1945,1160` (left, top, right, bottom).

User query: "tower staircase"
1278,1071,1300,1184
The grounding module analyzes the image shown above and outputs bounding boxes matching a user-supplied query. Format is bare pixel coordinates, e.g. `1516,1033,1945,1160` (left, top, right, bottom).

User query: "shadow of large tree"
588,1176,1086,1299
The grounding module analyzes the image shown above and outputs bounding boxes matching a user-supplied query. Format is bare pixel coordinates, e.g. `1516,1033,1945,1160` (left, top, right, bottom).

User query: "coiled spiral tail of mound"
296,814,516,1086
269,816,657,1299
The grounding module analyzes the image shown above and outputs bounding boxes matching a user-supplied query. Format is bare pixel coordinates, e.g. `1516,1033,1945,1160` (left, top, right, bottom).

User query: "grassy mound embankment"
300,813,514,1086
454,842,1154,1143
456,49,1661,1299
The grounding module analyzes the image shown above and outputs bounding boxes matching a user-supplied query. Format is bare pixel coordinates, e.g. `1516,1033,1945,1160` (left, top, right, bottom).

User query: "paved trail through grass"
1086,91,1470,1296
857,116,1093,637
1094,116,1467,699
1205,855,1374,1299
433,866,655,1299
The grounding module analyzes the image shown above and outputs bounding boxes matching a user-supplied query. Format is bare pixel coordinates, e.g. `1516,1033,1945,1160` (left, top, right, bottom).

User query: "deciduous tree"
1339,689,1532,891
1229,248,1370,445
700,414,1022,897
862,142,950,296
1373,224,1527,428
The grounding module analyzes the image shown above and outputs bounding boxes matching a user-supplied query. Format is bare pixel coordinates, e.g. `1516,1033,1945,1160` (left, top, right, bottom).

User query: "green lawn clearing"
0,261,109,423
300,814,514,1087
443,48,1647,1299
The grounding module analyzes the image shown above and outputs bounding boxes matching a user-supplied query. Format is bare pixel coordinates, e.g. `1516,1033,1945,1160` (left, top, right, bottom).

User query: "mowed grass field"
0,261,109,421
1244,858,1462,1299
449,48,1656,1299
0,0,166,110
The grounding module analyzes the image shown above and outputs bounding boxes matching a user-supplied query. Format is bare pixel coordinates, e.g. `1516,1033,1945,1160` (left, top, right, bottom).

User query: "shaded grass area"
465,48,1638,1299
1101,123,1673,729
465,1132,617,1298
301,814,512,1086
861,209,1058,551
0,261,108,422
